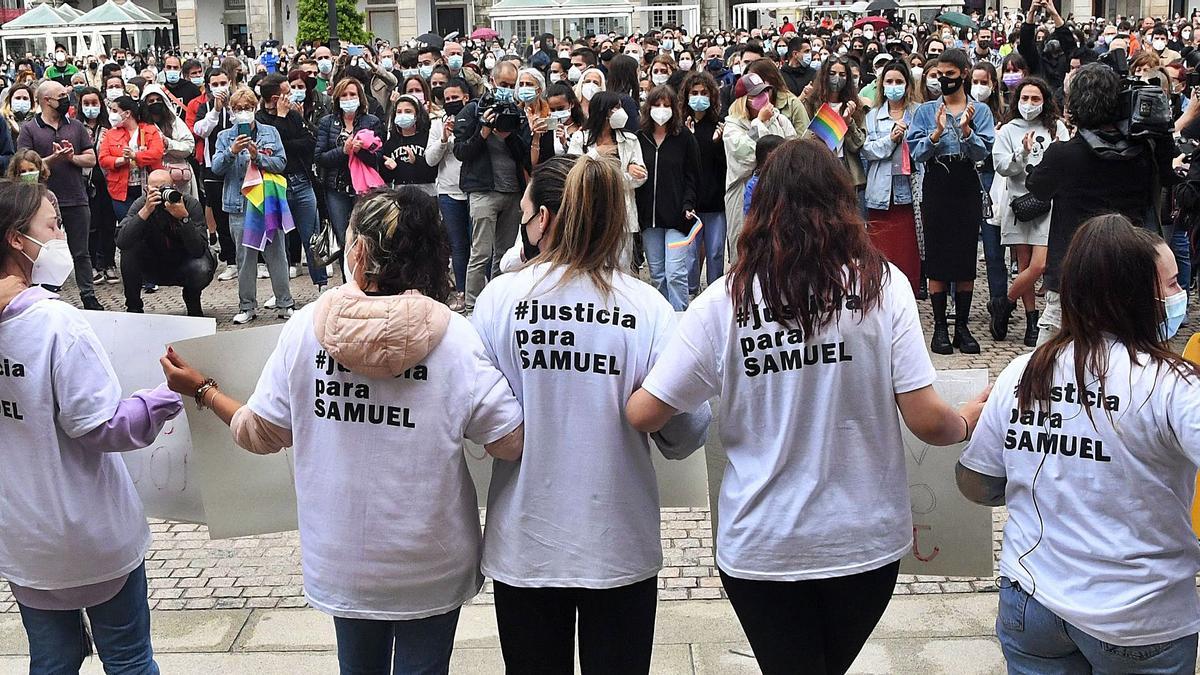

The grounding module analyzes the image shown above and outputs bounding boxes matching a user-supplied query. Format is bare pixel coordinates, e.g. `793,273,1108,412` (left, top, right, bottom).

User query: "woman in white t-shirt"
160,187,525,675
626,138,985,675
0,181,182,674
471,155,710,674
958,214,1200,674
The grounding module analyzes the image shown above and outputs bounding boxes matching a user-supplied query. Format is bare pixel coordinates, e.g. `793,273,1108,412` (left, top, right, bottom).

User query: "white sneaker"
264,295,278,310
278,307,294,320
232,311,256,325
257,263,268,279
217,264,237,282
289,265,300,279
316,284,327,294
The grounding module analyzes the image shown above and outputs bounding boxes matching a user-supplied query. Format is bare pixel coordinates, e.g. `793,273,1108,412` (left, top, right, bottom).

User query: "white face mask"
22,235,73,287
971,83,993,101
581,82,600,100
106,88,124,101
1018,101,1043,120
651,72,669,86
342,235,359,285
609,108,628,129
568,65,582,82
232,110,254,125
650,106,673,125
679,58,693,70
108,111,125,126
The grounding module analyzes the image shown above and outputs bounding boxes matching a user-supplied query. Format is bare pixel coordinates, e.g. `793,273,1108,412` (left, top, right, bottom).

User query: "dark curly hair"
348,187,451,302
1066,63,1121,129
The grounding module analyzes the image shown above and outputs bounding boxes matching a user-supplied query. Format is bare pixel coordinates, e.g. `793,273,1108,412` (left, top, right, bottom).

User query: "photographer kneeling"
116,168,214,316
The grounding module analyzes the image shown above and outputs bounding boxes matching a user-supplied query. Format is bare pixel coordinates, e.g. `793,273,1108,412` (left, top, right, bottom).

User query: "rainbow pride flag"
668,217,703,250
240,164,295,251
809,102,849,152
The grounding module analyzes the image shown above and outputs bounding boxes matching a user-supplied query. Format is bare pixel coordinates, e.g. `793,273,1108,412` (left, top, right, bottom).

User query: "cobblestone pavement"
2,251,1194,613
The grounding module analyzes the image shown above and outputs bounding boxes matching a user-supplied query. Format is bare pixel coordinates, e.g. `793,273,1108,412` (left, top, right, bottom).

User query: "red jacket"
186,93,207,163
98,123,164,202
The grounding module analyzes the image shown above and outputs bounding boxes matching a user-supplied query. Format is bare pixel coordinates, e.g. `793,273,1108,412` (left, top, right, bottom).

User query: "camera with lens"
477,90,522,133
1117,76,1174,140
158,186,184,205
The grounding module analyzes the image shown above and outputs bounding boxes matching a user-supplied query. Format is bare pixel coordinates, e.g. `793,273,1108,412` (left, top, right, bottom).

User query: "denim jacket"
862,103,918,210
906,98,995,164
211,122,287,214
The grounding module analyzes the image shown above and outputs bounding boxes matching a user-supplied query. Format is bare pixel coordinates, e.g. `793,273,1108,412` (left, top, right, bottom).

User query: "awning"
491,0,638,21
1,3,73,30
69,0,170,27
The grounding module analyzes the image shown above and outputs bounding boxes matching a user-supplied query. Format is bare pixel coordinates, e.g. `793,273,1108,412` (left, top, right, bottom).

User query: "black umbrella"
416,32,444,50
866,0,899,10
120,27,129,50
153,27,161,48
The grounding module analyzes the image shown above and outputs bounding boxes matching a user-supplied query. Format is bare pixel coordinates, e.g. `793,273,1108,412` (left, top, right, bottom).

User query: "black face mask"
52,95,69,111
938,75,964,95
600,49,614,62
706,58,724,71
148,102,167,118
116,59,125,66
443,99,465,116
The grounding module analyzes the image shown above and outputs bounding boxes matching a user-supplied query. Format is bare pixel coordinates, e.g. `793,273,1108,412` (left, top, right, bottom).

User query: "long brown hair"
1016,214,1199,419
1000,77,1061,134
729,138,887,337
537,155,627,297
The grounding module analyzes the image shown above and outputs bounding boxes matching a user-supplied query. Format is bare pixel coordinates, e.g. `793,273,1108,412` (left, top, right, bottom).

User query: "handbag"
309,219,342,268
1010,192,1052,222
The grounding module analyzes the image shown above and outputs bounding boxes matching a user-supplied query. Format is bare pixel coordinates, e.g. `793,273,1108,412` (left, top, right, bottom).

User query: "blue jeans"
642,227,693,310
18,562,158,675
332,607,461,675
1172,226,1191,293
979,172,1008,300
689,210,727,291
287,174,328,286
438,195,471,293
996,577,1197,674
112,185,143,223
229,211,293,313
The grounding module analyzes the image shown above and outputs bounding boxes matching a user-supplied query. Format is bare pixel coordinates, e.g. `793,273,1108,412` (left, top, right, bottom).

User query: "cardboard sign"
82,311,217,523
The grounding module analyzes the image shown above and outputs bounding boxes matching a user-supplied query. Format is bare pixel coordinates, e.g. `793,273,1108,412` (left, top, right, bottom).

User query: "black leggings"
720,560,901,675
493,577,657,674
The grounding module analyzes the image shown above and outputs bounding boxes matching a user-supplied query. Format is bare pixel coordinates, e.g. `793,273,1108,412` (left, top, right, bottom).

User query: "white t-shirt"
641,265,935,581
247,304,523,620
471,262,678,588
0,295,150,589
960,344,1200,646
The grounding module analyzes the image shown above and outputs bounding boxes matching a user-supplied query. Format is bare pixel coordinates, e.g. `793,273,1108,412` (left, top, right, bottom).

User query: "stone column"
246,0,271,45
177,0,199,51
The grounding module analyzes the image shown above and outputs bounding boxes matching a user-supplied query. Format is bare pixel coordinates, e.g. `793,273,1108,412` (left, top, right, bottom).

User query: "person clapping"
115,168,214,317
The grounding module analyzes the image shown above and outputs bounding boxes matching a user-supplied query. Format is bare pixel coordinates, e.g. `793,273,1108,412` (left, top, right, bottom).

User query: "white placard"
173,325,710,539
899,369,994,577
82,311,216,523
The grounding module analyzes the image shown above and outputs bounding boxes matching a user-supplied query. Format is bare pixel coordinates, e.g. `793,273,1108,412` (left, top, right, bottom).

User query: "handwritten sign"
173,325,710,539
899,369,993,577
83,311,216,523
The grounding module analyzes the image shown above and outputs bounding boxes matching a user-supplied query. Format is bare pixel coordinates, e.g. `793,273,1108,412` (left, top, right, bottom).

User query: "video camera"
477,90,522,133
1117,76,1174,140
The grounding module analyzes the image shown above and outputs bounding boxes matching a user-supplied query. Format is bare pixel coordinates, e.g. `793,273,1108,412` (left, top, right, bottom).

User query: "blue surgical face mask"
165,69,181,83
517,85,538,102
688,95,711,112
395,112,416,129
290,89,306,103
1160,290,1188,340
493,86,515,102
447,54,463,70
82,105,101,119
884,84,906,101
190,76,205,87
418,65,434,80
380,57,394,71
339,99,360,113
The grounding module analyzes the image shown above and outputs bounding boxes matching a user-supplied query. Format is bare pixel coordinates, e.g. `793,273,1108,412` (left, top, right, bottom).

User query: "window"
159,0,176,10
224,0,245,10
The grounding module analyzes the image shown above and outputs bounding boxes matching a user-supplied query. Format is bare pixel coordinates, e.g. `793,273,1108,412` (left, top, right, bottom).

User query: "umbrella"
866,0,899,11
120,27,130,50
848,0,870,13
91,30,105,57
470,27,499,40
416,32,444,50
936,11,978,29
854,16,890,29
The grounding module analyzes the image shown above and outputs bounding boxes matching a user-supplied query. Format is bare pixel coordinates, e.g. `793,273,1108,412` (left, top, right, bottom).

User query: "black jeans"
719,560,901,675
88,173,117,270
121,249,216,316
60,204,95,299
204,178,234,265
493,577,658,674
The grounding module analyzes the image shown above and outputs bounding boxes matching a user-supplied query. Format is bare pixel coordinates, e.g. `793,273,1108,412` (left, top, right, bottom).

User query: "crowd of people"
3,3,1200,675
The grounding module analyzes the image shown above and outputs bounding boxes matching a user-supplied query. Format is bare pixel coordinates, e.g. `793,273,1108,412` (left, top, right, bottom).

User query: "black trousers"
493,577,658,674
121,250,215,316
720,560,901,675
203,179,234,265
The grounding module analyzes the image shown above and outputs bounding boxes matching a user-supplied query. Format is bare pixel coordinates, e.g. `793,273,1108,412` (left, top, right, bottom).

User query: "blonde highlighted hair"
537,155,628,297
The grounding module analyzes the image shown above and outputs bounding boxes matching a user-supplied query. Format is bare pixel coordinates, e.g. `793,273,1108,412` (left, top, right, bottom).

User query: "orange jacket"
98,123,164,202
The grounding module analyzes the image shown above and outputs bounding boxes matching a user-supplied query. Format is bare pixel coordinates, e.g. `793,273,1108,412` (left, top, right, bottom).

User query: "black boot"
930,292,952,354
953,291,981,354
986,295,1016,340
1023,310,1040,348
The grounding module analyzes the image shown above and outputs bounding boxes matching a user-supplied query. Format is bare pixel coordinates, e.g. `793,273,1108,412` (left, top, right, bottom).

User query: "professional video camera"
1117,76,1174,140
477,90,522,133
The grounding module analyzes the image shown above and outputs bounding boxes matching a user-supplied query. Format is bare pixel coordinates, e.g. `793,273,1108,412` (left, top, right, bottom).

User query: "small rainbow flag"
240,164,295,251
809,102,849,152
668,217,704,250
